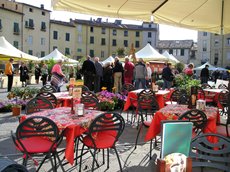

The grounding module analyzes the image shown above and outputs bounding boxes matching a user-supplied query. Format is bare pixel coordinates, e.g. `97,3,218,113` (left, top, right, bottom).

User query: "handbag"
50,72,64,87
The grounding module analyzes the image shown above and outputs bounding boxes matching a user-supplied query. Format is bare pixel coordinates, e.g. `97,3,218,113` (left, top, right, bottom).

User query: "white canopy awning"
162,51,180,64
101,56,114,66
193,62,216,71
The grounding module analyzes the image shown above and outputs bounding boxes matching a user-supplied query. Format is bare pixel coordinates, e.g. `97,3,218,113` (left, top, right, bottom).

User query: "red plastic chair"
79,112,125,171
11,116,65,172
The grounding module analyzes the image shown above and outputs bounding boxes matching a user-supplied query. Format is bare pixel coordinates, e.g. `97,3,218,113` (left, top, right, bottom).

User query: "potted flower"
12,104,22,116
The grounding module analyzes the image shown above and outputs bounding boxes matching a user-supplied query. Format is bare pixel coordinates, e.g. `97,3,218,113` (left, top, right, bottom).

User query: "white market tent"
162,51,180,64
101,56,114,66
0,36,38,61
39,49,78,64
135,43,168,62
193,62,217,71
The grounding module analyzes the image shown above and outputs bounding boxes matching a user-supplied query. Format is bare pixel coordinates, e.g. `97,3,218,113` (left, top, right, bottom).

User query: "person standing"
162,63,174,89
134,58,147,89
82,56,96,91
41,64,48,86
103,62,113,92
51,60,66,92
5,58,14,92
200,65,209,84
19,62,29,87
113,57,124,93
124,57,134,84
35,64,41,84
94,57,103,93
146,62,152,88
184,63,194,77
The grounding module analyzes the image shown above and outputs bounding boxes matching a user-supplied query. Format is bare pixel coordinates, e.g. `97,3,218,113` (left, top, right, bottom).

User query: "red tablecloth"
22,107,103,165
203,88,227,108
53,92,72,107
145,104,220,142
123,89,171,111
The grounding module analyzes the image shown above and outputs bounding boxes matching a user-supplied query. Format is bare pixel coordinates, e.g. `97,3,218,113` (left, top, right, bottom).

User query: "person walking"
82,56,96,91
134,58,147,89
94,57,103,93
124,57,134,84
35,64,41,84
103,62,113,92
41,64,48,86
162,63,174,89
113,57,124,93
200,65,209,84
19,62,29,87
51,60,66,92
4,58,14,92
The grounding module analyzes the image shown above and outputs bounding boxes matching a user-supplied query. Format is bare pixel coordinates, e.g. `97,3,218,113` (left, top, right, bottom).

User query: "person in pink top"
124,57,135,84
51,60,66,92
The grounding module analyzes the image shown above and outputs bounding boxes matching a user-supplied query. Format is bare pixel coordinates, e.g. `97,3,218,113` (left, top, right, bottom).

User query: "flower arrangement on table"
96,90,127,111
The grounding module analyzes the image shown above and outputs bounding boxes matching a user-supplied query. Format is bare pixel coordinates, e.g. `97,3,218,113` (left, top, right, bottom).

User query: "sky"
16,0,198,41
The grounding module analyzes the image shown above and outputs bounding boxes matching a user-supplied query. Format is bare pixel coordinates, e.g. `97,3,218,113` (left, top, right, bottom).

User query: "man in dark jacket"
200,65,209,84
162,63,174,89
82,56,96,91
113,57,124,93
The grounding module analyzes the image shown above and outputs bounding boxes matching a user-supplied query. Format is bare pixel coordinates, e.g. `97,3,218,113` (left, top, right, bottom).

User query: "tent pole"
221,0,224,67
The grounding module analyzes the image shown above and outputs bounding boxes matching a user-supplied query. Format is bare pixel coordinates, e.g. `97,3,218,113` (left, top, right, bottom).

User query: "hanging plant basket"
12,106,21,116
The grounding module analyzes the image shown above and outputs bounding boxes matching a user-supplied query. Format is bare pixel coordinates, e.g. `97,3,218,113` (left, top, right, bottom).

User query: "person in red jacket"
124,57,134,84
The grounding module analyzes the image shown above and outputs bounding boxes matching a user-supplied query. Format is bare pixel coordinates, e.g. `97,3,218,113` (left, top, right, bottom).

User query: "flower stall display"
96,91,126,111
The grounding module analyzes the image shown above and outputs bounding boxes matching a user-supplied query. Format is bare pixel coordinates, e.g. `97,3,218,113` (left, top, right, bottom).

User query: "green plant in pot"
11,97,21,116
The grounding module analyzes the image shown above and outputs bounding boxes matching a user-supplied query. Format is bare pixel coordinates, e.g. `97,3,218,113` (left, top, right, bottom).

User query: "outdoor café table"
21,107,103,165
203,88,228,108
53,92,72,107
144,104,220,143
123,89,170,111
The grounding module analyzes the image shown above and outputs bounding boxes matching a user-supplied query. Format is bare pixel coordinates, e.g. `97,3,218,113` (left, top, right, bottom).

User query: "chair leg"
113,147,123,172
102,149,105,164
150,140,153,160
36,155,48,172
91,149,97,172
107,148,109,169
134,124,143,149
75,137,80,165
22,156,28,166
79,144,85,172
55,151,66,172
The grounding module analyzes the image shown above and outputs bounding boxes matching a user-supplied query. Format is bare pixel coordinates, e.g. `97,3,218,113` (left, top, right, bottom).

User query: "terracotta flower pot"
12,106,21,116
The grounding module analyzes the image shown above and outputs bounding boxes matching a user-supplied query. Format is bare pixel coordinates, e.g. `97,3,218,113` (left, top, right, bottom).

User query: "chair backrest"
40,85,57,93
218,90,229,108
88,112,125,146
81,90,97,99
201,83,212,89
76,85,89,93
190,133,230,171
14,116,60,152
170,89,187,102
121,83,135,95
218,83,228,89
25,96,54,115
80,96,100,110
36,92,57,108
192,86,205,100
137,89,159,112
178,109,207,135
177,94,190,105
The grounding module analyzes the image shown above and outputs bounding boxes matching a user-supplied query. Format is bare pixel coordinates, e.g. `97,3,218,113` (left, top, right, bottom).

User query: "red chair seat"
216,125,229,137
16,137,56,153
83,133,116,149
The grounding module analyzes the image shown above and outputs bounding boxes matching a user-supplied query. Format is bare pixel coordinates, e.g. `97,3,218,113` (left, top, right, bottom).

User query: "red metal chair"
11,116,65,172
79,112,125,171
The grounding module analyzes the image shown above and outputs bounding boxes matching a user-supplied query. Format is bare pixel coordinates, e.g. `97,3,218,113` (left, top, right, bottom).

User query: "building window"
112,39,117,46
90,36,94,44
203,32,207,36
113,29,117,36
124,40,128,47
28,19,34,28
89,50,94,57
77,25,82,32
53,31,58,40
90,26,94,32
135,41,140,48
41,38,45,45
13,41,19,49
77,48,82,52
214,39,219,46
214,52,219,65
101,27,106,34
66,33,70,41
227,38,230,46
159,49,162,54
28,50,33,55
0,19,2,30
41,22,46,31
42,11,45,16
169,49,173,54
136,31,140,37
65,48,70,55
149,24,151,28
28,36,33,45
202,40,207,51
13,22,20,34
78,35,82,43
101,38,106,45
124,30,128,37
53,46,57,50
29,8,33,12
148,32,152,38
101,51,104,58
41,51,45,57
180,49,184,56
148,41,151,45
